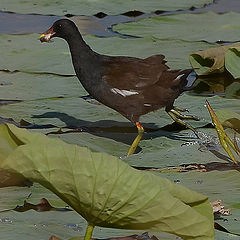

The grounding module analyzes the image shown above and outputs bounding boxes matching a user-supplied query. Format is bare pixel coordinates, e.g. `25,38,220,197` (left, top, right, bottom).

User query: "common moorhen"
40,19,199,155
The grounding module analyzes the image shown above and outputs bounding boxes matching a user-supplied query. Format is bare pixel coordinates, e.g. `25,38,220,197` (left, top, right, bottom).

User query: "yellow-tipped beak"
39,27,55,43
40,33,45,39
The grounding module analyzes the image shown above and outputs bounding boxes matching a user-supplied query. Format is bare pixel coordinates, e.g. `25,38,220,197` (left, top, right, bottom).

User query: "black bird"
40,19,199,155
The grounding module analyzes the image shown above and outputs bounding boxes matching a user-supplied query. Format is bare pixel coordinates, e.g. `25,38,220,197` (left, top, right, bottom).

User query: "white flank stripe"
111,88,139,97
174,74,185,81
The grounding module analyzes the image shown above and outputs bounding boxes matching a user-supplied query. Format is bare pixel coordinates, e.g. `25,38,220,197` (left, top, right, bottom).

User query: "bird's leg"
127,122,144,156
206,100,239,165
166,106,199,138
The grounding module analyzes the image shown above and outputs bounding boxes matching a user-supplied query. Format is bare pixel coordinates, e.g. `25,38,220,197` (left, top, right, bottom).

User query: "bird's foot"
206,100,239,165
167,106,199,138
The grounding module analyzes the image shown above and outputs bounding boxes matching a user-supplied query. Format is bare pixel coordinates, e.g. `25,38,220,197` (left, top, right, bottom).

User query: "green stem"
84,223,94,240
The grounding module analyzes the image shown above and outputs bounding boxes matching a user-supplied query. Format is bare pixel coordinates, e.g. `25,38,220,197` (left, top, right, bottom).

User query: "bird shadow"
31,112,235,162
32,112,238,164
32,111,197,147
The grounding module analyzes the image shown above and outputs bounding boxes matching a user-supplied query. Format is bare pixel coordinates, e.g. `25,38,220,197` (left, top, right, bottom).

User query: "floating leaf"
0,124,214,240
189,42,240,76
114,12,240,43
0,33,211,73
225,82,240,99
189,42,240,79
0,0,212,15
215,109,240,133
225,47,240,79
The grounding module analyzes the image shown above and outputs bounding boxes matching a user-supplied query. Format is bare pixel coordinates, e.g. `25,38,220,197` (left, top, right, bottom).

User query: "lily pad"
0,34,74,75
0,124,214,240
162,170,240,234
225,47,240,79
0,71,80,100
215,109,240,133
86,36,212,70
189,42,240,78
114,12,240,43
190,43,240,76
0,0,212,16
225,82,240,99
0,33,212,74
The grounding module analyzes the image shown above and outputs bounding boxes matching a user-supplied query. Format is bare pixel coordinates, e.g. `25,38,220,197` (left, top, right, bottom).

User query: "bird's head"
40,19,78,42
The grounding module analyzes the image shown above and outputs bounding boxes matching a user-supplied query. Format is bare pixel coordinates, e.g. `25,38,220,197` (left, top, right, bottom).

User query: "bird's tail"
180,70,198,92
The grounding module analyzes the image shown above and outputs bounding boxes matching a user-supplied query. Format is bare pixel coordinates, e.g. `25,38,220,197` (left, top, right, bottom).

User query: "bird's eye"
59,24,62,28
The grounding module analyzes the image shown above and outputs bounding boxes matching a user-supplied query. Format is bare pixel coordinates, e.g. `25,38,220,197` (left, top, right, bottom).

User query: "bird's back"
93,54,192,122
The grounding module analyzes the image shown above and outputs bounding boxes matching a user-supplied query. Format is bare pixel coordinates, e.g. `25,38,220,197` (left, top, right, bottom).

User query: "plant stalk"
84,222,94,240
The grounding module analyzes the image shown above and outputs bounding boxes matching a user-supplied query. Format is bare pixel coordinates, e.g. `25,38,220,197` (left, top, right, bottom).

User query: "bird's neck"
64,31,102,91
66,32,95,62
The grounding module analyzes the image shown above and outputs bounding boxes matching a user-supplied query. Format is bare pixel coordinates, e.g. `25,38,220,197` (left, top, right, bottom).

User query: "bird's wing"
101,54,170,90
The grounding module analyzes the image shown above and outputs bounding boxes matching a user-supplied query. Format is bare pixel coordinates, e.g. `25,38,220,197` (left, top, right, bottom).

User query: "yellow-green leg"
84,223,94,240
206,100,239,165
127,122,144,156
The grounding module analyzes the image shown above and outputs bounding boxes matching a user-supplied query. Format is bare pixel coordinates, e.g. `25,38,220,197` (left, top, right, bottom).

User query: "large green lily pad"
163,170,240,234
0,71,80,101
0,34,74,75
114,12,240,43
1,0,212,15
0,123,214,240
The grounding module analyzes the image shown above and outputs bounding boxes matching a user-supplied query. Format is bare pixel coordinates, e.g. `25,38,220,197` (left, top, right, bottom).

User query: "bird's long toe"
169,108,200,121
166,107,199,138
173,106,189,113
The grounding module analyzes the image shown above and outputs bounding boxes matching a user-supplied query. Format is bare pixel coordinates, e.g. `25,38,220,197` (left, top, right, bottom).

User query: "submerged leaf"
0,124,214,240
